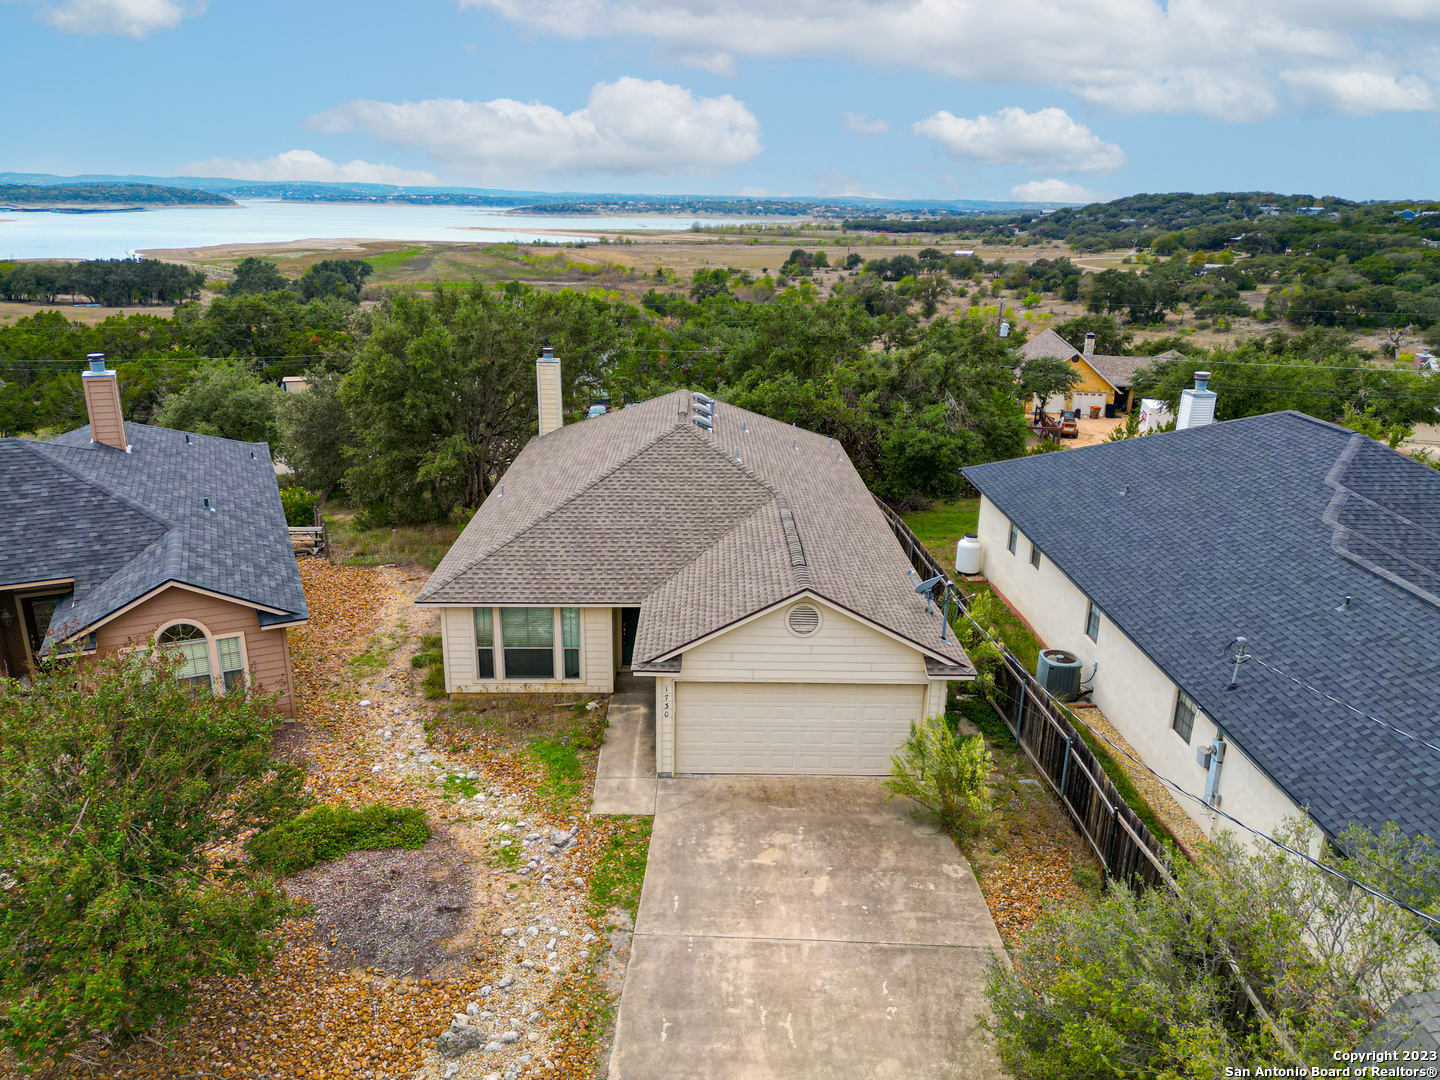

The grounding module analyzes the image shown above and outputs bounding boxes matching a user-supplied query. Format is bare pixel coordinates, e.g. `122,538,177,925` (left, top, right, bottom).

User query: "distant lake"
0,199,782,261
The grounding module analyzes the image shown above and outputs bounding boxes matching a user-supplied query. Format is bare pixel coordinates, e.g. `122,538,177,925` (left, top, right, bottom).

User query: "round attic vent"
786,603,822,636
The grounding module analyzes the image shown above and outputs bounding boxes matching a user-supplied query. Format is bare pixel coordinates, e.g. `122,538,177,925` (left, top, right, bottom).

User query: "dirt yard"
31,561,643,1080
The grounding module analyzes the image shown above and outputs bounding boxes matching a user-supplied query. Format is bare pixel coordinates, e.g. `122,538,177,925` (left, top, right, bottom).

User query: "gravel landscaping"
32,561,647,1080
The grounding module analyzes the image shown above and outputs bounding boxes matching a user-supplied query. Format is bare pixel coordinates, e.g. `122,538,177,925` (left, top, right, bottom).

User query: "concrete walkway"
609,777,1007,1079
589,672,658,816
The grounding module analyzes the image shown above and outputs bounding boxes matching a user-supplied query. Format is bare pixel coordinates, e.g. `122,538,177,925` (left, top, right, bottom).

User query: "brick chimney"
81,354,128,451
536,346,563,437
1083,331,1096,356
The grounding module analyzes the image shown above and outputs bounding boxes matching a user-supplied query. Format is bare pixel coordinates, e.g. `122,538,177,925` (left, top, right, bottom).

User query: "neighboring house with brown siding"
417,350,975,778
0,355,307,714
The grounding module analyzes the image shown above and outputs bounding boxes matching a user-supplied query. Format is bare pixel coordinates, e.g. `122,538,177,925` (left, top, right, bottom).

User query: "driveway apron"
608,776,1007,1079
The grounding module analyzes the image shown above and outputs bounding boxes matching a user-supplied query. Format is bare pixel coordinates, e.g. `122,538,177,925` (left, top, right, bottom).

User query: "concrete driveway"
608,777,1007,1079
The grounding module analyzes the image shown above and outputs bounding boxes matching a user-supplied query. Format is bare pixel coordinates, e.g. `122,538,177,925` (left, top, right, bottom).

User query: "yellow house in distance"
1022,328,1175,416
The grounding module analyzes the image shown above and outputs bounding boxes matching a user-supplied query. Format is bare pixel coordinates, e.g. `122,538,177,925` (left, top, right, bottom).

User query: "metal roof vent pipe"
536,345,564,437
1176,370,1217,430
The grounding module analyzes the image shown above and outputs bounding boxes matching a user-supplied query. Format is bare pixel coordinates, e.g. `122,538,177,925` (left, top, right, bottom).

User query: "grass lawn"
324,508,465,571
902,499,1043,671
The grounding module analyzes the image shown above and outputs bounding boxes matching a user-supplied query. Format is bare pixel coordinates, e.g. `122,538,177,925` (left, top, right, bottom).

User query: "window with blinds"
502,607,554,679
216,635,245,692
475,608,496,679
562,608,580,679
158,623,212,688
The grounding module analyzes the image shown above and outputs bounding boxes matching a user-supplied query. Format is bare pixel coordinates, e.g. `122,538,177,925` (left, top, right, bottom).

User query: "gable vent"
787,603,821,636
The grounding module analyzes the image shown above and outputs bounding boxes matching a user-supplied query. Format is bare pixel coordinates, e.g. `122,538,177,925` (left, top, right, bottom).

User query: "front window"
158,623,212,688
1084,600,1101,642
1008,523,1019,554
1030,543,1042,569
502,607,554,679
1173,690,1197,744
562,608,581,679
475,608,496,679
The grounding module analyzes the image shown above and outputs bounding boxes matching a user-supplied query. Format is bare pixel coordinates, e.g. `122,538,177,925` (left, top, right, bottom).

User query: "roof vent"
693,415,713,432
786,602,821,636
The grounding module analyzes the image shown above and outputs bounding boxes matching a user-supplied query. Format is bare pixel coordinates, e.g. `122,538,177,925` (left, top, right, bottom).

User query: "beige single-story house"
416,352,975,777
0,355,308,713
963,407,1440,847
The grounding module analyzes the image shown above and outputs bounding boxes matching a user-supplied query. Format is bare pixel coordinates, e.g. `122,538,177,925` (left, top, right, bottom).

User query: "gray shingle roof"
1021,328,1083,362
419,390,972,672
1,422,307,651
963,411,1440,842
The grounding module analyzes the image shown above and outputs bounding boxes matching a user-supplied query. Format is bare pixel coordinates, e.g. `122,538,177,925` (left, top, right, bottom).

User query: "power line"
947,593,1440,930
1248,654,1440,757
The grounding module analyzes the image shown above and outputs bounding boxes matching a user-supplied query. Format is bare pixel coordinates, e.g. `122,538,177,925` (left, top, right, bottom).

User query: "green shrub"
412,634,446,698
885,715,993,837
246,804,430,876
279,486,319,527
985,821,1439,1077
0,653,307,1064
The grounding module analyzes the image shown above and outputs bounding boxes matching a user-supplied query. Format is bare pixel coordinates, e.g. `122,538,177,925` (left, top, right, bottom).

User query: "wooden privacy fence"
874,496,1172,893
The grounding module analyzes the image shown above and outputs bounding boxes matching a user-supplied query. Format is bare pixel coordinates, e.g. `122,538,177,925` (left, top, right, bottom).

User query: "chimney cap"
86,353,108,374
540,345,555,360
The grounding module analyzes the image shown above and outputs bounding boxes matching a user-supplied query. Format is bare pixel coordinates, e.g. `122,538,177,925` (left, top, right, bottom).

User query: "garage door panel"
676,682,925,776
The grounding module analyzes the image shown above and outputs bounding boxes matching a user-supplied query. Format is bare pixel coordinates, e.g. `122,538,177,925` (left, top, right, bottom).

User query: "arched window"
157,623,213,688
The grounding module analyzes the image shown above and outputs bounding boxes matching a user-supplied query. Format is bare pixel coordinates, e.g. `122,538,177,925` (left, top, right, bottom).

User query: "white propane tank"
955,534,983,576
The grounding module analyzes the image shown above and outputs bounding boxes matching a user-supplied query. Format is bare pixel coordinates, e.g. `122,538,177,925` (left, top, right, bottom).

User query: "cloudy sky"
4,0,1438,202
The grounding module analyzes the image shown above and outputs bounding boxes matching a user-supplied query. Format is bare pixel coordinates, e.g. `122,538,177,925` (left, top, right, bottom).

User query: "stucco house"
1022,327,1178,416
0,355,308,713
416,351,974,777
963,409,1440,846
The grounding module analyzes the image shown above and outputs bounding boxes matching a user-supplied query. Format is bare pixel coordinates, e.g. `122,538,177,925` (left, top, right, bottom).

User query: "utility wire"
946,592,1440,930
1247,654,1440,757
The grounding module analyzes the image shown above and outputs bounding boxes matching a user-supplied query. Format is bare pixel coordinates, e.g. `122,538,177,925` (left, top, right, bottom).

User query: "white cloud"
1010,178,1106,204
842,111,891,136
307,77,762,183
815,170,881,197
10,0,203,36
914,107,1126,175
463,0,1440,121
174,150,438,186
739,186,769,196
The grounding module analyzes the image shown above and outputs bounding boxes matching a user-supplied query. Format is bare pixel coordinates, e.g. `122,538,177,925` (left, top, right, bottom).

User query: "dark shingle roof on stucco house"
964,410,1440,842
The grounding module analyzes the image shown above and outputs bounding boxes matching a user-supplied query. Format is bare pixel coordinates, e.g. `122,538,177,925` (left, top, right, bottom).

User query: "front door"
620,608,640,669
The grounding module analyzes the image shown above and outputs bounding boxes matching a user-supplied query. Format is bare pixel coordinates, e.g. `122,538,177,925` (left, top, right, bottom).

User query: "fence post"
1015,681,1027,740
1060,734,1072,800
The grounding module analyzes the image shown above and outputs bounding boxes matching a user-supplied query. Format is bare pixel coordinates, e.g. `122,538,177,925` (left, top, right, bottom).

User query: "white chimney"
1176,371,1217,430
536,345,563,437
81,354,129,451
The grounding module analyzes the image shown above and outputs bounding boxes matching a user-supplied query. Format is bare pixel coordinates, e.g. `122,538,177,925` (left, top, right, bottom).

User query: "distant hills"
0,172,1049,216
0,182,235,209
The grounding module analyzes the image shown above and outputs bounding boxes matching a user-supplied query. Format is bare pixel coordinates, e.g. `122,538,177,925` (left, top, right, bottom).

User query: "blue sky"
4,0,1439,203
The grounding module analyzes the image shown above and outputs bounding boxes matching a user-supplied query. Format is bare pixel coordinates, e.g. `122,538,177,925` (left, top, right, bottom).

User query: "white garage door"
675,682,926,775
1073,390,1108,414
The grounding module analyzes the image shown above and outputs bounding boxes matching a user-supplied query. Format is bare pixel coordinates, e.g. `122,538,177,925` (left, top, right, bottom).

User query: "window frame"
214,632,248,693
475,607,496,680
1172,689,1197,744
1030,542,1042,569
1084,600,1101,642
500,606,556,681
561,607,581,680
154,620,247,694
1007,522,1019,554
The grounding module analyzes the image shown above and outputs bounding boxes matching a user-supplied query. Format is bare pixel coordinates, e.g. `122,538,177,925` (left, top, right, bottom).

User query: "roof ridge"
16,439,170,531
421,412,688,597
774,495,812,588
